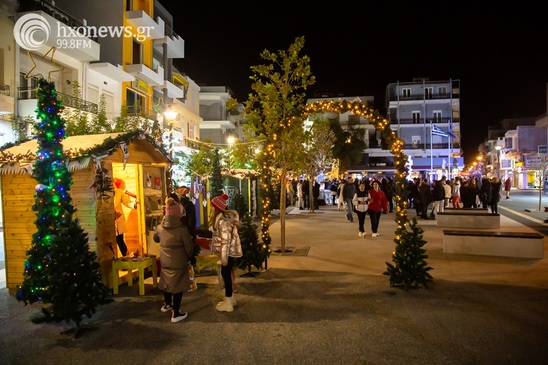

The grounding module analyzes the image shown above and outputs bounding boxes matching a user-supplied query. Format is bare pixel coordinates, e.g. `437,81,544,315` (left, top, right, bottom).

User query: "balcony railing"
18,0,99,42
18,87,98,114
402,143,461,150
17,86,37,100
387,117,460,125
0,84,10,96
126,105,158,121
58,92,98,114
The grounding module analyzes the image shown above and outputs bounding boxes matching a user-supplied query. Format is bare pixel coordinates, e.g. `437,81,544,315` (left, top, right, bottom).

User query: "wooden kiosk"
0,131,171,292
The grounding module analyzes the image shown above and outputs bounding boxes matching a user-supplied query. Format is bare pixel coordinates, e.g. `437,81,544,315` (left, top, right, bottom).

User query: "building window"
439,86,447,97
425,87,433,99
433,111,442,123
132,39,142,65
103,91,115,118
19,73,38,99
126,88,145,114
412,111,421,124
402,88,411,98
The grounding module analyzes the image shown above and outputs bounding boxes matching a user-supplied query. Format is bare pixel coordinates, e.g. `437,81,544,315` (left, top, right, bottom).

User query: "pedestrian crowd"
405,175,507,218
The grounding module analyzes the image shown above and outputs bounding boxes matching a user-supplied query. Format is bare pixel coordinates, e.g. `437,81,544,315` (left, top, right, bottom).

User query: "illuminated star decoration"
25,46,65,81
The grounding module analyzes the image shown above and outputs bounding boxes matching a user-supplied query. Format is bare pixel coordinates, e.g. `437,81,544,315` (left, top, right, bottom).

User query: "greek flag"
431,124,449,137
447,124,457,139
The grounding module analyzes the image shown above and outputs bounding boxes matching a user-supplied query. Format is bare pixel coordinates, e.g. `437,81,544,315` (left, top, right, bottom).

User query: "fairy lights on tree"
304,99,433,289
16,79,110,336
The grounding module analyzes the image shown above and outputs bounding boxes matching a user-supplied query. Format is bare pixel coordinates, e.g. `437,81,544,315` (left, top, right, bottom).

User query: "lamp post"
495,145,502,180
164,108,177,191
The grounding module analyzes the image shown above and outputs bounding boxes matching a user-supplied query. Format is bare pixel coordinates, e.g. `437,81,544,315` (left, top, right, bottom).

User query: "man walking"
343,177,357,222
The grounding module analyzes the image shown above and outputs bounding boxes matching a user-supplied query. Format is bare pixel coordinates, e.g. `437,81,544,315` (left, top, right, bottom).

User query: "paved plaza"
0,195,547,365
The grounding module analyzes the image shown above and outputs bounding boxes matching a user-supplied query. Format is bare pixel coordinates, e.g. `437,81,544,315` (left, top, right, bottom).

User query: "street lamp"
495,144,503,180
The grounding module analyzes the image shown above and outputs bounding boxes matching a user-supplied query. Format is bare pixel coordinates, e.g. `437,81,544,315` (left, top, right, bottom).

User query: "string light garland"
304,100,432,289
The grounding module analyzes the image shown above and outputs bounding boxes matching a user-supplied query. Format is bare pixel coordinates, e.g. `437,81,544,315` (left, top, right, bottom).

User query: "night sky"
163,1,547,165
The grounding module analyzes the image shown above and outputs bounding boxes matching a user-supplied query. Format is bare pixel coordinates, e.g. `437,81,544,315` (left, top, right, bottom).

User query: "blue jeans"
345,198,354,221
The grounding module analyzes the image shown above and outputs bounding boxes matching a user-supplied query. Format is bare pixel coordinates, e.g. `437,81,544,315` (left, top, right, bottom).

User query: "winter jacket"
443,182,452,199
368,188,389,213
432,180,445,201
490,182,502,204
154,215,194,294
352,190,370,213
343,182,357,200
419,182,433,205
451,180,461,197
211,210,243,266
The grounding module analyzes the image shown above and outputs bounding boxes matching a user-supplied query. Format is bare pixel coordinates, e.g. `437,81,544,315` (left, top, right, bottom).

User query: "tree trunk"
279,168,287,253
309,175,315,213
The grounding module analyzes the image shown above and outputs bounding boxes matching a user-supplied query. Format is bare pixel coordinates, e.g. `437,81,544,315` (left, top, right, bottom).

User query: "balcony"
18,1,100,61
88,62,135,82
126,105,158,122
125,64,164,86
154,80,184,99
388,117,460,125
126,10,165,39
17,87,97,116
402,143,461,150
154,24,184,59
0,84,14,116
57,92,98,114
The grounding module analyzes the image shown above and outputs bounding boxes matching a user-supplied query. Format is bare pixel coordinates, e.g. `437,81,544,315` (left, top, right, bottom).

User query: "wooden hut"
0,131,171,291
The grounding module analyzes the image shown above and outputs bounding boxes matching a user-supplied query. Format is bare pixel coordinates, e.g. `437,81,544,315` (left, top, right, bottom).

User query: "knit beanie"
211,193,229,211
165,197,181,216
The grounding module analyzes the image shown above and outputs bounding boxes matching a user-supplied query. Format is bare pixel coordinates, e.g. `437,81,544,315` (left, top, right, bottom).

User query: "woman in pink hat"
209,193,243,312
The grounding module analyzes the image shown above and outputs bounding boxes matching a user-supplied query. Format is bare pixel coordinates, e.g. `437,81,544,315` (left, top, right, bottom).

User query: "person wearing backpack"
210,194,243,312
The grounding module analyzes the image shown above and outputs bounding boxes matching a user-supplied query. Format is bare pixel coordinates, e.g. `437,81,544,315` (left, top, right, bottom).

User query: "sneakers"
231,296,237,307
171,311,188,323
358,232,363,237
215,297,234,312
372,233,380,237
160,304,172,313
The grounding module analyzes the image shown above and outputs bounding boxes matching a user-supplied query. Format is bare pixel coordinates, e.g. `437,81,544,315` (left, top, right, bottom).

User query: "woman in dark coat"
154,198,195,323
460,179,476,208
479,177,492,209
489,177,502,214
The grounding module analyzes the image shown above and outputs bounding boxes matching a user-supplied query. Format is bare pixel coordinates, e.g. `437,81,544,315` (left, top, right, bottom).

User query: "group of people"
338,176,391,238
153,188,243,323
406,175,510,218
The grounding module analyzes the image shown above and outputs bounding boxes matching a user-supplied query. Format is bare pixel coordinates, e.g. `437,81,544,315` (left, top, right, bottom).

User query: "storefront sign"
525,156,541,168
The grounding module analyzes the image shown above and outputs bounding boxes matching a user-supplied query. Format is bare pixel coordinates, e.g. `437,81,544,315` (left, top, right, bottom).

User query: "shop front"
0,132,171,291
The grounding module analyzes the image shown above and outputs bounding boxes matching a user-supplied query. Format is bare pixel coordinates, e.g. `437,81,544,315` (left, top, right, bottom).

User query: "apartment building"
9,0,202,186
386,78,463,180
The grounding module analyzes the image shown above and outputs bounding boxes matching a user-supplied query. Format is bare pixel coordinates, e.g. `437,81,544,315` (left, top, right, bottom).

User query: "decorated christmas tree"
16,79,111,336
236,211,265,276
384,218,433,290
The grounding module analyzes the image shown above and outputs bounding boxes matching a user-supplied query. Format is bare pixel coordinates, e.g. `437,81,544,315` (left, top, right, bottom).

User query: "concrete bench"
443,230,544,259
437,212,500,229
